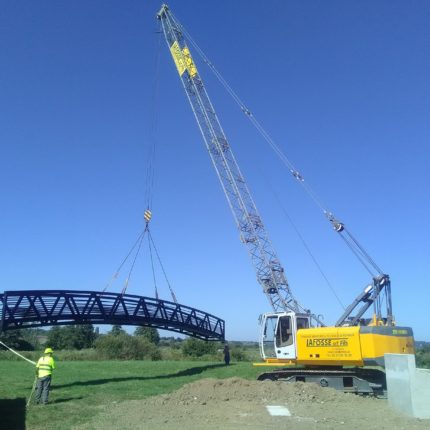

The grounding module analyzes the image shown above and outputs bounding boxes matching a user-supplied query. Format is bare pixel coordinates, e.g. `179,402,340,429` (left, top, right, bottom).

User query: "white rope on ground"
26,376,38,408
0,340,36,365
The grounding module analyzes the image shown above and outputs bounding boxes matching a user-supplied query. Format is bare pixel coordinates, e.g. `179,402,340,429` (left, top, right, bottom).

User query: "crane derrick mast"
157,4,316,319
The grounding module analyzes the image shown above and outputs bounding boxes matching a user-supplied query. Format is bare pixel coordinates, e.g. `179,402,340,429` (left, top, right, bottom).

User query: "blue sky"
1,0,429,341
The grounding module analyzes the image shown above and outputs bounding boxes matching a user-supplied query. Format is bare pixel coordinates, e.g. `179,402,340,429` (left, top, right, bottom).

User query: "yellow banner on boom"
169,41,197,77
182,47,197,77
170,41,186,75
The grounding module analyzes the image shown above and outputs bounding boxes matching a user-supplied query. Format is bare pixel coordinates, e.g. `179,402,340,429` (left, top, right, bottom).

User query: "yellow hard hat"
44,347,53,354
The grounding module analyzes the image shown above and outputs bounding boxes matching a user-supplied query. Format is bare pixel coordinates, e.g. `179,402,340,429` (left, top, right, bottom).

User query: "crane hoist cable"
143,32,179,303
103,230,146,293
102,211,178,301
144,31,163,212
168,11,384,278
147,228,159,300
270,186,346,311
148,229,178,303
144,210,178,303
102,32,160,294
103,29,179,300
121,227,146,295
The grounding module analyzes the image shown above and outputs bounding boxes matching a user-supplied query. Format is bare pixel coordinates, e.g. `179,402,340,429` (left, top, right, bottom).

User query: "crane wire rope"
142,31,161,299
147,230,159,300
102,220,179,300
338,232,378,277
103,230,146,293
121,228,146,295
143,30,179,303
169,12,383,278
148,229,178,303
270,187,346,310
102,30,179,300
343,228,383,274
144,30,163,211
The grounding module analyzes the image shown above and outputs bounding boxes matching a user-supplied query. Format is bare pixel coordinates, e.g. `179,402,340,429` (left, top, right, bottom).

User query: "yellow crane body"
254,313,414,394
295,325,414,367
257,325,415,368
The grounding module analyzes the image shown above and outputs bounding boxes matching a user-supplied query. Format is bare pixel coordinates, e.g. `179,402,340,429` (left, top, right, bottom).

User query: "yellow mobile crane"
157,5,414,394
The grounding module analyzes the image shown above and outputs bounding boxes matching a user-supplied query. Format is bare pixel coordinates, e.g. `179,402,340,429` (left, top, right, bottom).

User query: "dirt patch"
79,377,430,429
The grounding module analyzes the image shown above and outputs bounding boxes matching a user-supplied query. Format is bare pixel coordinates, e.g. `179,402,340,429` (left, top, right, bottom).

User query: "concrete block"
413,368,430,419
385,353,430,419
385,353,415,417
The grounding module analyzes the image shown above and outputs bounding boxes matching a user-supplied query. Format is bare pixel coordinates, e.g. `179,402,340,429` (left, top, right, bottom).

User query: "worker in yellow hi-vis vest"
35,347,56,405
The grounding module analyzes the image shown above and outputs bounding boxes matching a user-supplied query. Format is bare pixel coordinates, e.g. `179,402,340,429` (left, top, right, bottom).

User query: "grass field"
0,360,262,430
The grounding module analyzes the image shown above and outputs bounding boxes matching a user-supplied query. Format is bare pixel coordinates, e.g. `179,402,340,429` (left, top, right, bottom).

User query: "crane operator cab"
259,312,310,360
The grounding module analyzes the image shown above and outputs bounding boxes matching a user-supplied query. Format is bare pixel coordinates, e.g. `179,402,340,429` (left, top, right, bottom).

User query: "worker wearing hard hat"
35,347,56,405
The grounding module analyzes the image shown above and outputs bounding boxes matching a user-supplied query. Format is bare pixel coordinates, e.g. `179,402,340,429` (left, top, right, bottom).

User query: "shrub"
95,334,161,360
230,347,247,362
160,347,183,361
53,348,99,361
181,338,218,358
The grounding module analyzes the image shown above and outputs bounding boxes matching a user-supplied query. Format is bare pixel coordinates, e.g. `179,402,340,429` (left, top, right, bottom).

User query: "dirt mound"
148,377,344,406
80,377,430,430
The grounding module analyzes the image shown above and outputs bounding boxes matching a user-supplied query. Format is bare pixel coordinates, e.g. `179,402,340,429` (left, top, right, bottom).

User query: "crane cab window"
296,317,309,330
276,316,293,347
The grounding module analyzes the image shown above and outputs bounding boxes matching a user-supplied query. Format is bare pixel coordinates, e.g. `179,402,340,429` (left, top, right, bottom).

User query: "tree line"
0,325,251,361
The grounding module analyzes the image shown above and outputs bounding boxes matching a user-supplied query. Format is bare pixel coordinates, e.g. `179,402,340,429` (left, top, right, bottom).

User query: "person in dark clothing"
223,344,230,365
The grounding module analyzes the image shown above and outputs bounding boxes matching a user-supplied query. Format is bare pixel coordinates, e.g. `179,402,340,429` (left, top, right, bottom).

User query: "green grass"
0,360,262,430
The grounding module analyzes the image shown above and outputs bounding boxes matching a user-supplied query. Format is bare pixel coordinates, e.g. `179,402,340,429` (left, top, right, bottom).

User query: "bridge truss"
0,290,225,341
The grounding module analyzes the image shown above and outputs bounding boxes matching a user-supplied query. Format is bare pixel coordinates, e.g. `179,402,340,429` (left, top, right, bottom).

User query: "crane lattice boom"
157,5,319,320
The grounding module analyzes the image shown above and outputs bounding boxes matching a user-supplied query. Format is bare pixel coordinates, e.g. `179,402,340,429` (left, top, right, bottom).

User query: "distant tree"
416,345,430,369
0,330,34,351
46,325,97,350
46,326,65,349
72,325,97,349
20,328,46,350
110,325,126,337
134,327,160,345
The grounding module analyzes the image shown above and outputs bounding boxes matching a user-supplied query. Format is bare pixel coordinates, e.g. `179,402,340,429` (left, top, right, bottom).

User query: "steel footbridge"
0,290,225,341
